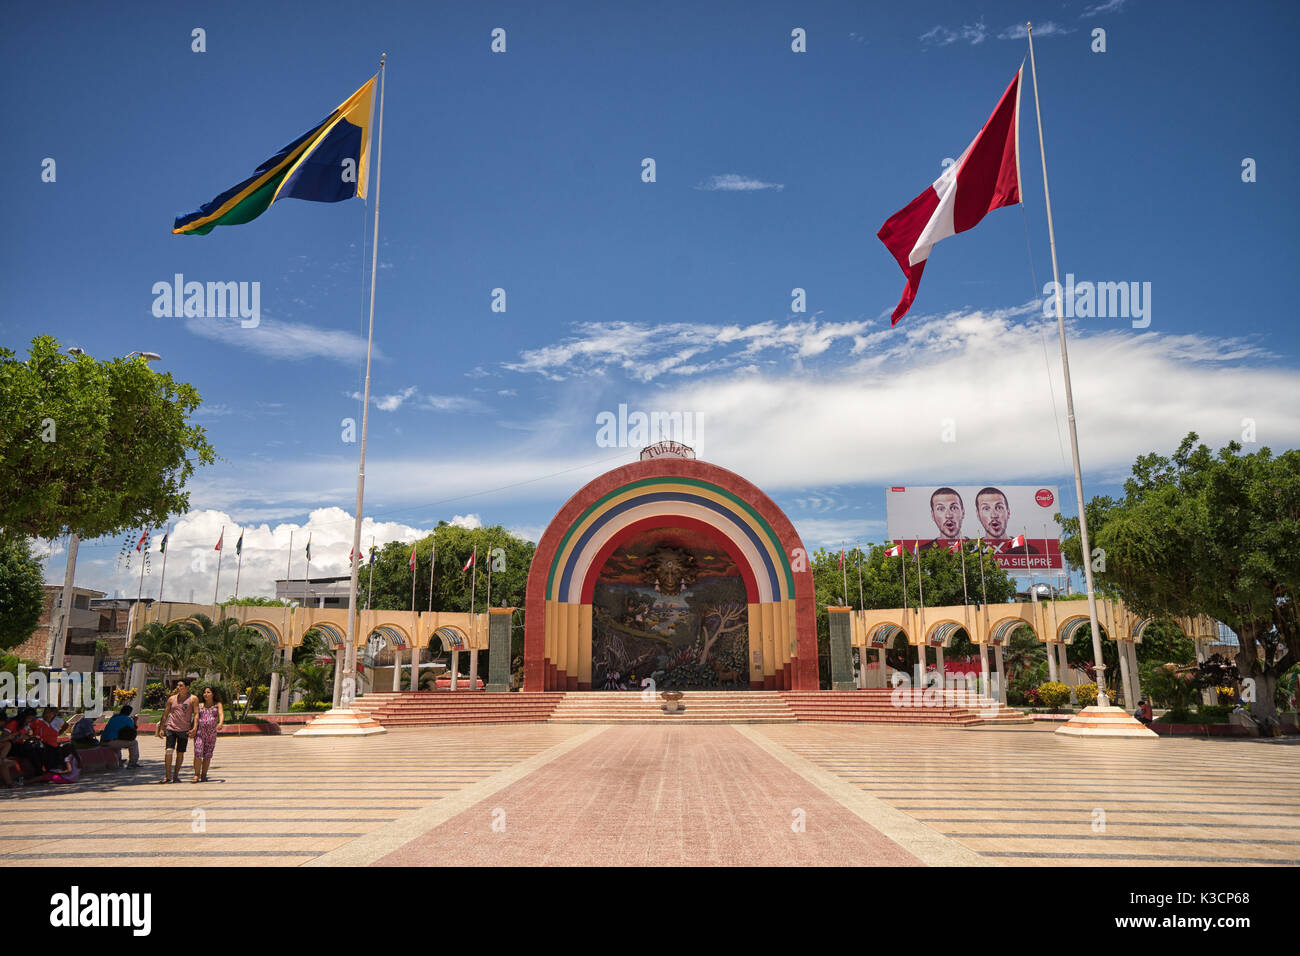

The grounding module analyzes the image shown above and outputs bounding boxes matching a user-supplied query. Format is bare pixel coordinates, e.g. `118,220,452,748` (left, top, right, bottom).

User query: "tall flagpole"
959,535,970,605
976,538,989,606
212,525,224,609
366,535,375,611
840,542,848,607
304,536,312,609
410,546,417,613
434,530,444,613
157,525,170,604
233,527,244,605
1027,23,1108,705
487,545,493,610
342,54,387,708
855,540,864,610
135,531,148,614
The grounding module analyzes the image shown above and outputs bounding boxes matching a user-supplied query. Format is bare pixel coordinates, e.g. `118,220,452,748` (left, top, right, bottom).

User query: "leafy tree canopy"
1060,432,1299,726
0,535,45,651
0,336,217,540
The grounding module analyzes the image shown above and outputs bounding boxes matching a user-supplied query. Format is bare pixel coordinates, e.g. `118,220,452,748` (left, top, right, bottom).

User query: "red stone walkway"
373,725,923,866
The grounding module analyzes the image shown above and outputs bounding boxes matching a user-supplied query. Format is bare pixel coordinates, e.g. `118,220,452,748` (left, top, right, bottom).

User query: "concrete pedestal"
1055,706,1158,738
293,707,387,737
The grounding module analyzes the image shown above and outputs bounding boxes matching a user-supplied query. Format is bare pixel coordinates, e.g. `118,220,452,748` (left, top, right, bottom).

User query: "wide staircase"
781,689,1033,726
548,691,798,724
347,689,1031,728
350,691,563,727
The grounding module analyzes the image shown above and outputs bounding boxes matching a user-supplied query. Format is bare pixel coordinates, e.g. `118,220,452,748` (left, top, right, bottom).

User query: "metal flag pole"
434,530,444,613
157,525,170,604
342,53,388,706
840,542,849,607
212,525,225,609
1024,528,1036,602
486,544,493,609
856,540,864,610
135,531,148,618
959,534,970,605
1027,22,1109,705
366,535,375,611
304,536,312,608
915,544,926,688
976,538,989,607
410,545,417,613
233,527,244,605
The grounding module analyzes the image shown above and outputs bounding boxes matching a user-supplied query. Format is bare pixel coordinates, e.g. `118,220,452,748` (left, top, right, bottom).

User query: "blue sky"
5,0,1299,601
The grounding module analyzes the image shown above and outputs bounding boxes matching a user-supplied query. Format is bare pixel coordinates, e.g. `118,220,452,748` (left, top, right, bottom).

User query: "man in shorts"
156,679,197,783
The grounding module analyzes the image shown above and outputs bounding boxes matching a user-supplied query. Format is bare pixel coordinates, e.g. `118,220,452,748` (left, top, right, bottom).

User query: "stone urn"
661,690,684,714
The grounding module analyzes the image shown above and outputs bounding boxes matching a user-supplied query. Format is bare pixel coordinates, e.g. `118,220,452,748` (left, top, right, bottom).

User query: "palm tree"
291,663,334,706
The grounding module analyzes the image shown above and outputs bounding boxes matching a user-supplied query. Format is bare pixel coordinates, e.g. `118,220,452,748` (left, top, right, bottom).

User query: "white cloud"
1081,0,1126,17
184,316,380,364
920,19,988,46
998,22,1072,40
695,174,785,192
503,318,872,382
449,514,481,529
346,387,485,414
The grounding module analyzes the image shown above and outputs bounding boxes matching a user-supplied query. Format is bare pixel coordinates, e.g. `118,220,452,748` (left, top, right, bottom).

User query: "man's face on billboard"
977,493,1010,538
930,493,964,538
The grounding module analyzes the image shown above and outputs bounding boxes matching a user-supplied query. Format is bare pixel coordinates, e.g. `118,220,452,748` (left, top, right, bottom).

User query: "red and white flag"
877,70,1022,324
838,546,845,569
135,530,147,552
214,530,223,551
885,544,902,557
408,545,417,571
1010,533,1027,549
462,549,476,572
947,540,961,554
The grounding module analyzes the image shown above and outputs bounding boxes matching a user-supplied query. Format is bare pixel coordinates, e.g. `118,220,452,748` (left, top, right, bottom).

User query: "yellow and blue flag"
173,76,376,236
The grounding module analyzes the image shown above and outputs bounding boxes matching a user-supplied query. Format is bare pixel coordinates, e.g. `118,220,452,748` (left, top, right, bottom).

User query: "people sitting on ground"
100,705,140,768
29,707,72,772
70,711,99,748
44,747,81,784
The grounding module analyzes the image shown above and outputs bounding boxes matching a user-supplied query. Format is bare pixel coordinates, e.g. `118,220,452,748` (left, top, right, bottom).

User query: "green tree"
0,336,216,540
365,523,535,616
1060,433,1300,730
0,535,45,651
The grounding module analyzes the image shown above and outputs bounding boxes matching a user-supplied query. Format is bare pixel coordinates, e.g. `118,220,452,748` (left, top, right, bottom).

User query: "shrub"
111,688,136,707
143,682,168,710
251,685,270,710
1194,704,1233,724
1036,681,1071,710
289,700,330,713
1074,682,1099,707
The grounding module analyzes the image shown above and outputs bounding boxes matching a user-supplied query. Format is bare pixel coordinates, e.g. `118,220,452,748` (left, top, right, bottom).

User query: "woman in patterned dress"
191,686,224,783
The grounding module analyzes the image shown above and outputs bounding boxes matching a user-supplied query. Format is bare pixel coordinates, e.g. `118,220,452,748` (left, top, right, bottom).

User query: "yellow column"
565,602,579,688
761,602,775,686
578,604,593,688
747,602,762,685
784,598,796,671
544,599,557,682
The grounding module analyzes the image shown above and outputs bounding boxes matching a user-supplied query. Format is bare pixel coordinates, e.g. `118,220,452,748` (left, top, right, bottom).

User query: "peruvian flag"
947,540,961,554
877,69,1022,324
838,546,845,569
214,529,223,551
135,529,147,552
1009,533,1027,549
885,544,903,557
408,545,417,571
462,549,476,572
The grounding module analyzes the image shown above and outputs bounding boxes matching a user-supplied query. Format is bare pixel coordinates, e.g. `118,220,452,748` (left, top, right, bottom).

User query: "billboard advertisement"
885,485,1063,571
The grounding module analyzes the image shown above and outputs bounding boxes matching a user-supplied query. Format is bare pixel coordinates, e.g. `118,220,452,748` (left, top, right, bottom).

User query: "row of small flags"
140,529,480,570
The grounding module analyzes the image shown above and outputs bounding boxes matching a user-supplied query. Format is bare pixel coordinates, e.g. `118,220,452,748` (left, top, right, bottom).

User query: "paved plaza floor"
2,724,1296,867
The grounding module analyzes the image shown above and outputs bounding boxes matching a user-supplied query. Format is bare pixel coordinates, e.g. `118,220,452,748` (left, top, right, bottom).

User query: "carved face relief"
641,546,698,596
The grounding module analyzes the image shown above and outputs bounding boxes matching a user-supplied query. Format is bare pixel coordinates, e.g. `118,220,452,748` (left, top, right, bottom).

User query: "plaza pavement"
1,723,1296,867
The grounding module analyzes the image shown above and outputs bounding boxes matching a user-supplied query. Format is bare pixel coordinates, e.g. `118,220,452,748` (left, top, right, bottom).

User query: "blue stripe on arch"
557,491,781,601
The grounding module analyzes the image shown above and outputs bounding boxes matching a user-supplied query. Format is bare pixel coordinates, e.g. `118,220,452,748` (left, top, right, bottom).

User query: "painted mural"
591,526,749,690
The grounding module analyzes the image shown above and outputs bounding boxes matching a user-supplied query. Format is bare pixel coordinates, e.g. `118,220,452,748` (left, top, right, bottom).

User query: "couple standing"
157,678,225,783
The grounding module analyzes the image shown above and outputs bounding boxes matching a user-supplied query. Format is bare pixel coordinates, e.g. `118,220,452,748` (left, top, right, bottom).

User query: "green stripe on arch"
544,476,794,601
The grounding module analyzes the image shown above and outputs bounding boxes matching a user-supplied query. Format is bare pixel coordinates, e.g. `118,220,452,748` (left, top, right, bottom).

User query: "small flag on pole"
947,540,961,554
135,530,147,552
838,546,845,569
1010,533,1026,549
463,550,476,572
236,530,244,556
877,70,1022,324
409,545,417,571
305,535,311,561
214,530,223,551
159,531,168,553
368,545,377,566
885,544,902,557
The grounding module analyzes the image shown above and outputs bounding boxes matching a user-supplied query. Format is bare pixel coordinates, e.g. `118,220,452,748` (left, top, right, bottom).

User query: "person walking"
157,679,197,783
191,686,224,783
